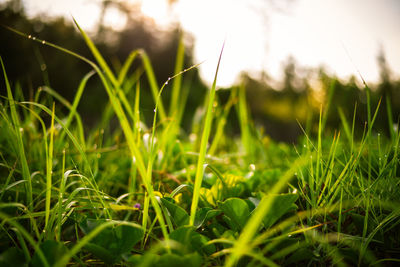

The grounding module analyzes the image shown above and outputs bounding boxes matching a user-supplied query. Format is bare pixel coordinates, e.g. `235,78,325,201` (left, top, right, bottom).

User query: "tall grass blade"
72,19,170,240
189,42,225,225
338,107,351,143
386,93,395,141
44,103,55,229
54,221,142,267
57,70,95,148
169,31,185,118
139,50,167,121
0,212,49,267
1,57,32,209
225,155,310,267
237,84,253,158
209,89,237,155
321,79,335,132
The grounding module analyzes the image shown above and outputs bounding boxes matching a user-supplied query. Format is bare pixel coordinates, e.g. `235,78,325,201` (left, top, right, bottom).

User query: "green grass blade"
225,155,310,267
321,79,335,132
386,93,395,141
209,89,237,155
0,212,49,267
237,84,253,158
338,107,351,143
169,31,185,118
18,101,110,219
72,18,119,88
56,150,67,241
57,70,95,148
118,50,140,85
0,57,32,209
54,221,142,267
139,50,167,121
44,103,55,229
189,42,225,226
72,19,169,240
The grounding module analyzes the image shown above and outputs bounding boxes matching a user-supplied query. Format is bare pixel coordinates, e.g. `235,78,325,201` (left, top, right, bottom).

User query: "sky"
14,0,400,87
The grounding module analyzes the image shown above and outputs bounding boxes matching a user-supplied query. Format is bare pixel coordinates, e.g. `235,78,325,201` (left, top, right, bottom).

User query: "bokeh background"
1,0,399,142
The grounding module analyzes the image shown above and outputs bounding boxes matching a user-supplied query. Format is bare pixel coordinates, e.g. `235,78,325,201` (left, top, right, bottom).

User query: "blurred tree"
1,0,398,141
376,47,400,136
0,0,203,128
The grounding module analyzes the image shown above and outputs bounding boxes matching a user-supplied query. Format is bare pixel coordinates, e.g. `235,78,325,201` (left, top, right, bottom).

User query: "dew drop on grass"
42,40,46,44
32,37,36,40
153,108,156,112
19,127,24,132
28,35,32,39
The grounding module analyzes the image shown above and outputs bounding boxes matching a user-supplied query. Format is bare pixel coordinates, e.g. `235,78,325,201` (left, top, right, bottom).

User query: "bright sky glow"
141,0,170,25
17,0,400,87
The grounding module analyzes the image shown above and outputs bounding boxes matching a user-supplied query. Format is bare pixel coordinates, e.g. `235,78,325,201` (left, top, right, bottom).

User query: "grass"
0,23,399,267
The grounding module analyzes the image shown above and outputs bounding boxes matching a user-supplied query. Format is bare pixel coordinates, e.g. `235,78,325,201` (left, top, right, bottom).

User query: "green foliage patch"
0,22,399,267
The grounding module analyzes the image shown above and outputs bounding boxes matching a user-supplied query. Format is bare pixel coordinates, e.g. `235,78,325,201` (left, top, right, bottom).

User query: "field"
1,22,400,266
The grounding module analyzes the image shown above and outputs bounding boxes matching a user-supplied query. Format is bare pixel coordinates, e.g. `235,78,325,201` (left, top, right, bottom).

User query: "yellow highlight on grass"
109,204,141,211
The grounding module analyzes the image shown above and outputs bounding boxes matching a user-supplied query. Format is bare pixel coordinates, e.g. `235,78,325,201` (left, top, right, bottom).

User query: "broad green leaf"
170,226,216,255
79,218,144,264
30,240,68,267
191,232,216,255
219,198,250,231
193,207,221,229
0,248,27,267
161,197,190,227
170,226,195,251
